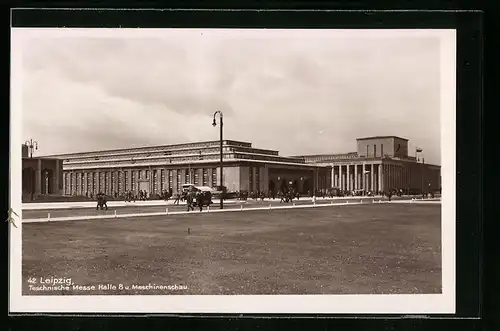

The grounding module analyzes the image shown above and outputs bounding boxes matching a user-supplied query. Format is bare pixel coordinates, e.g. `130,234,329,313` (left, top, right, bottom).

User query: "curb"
22,199,441,224
23,200,370,223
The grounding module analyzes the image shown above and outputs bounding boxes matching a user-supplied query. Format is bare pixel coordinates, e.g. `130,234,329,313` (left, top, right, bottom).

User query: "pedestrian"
196,192,203,212
186,191,194,212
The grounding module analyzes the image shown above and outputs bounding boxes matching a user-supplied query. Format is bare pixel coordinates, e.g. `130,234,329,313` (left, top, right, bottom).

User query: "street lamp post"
25,138,38,158
212,110,224,209
25,139,38,201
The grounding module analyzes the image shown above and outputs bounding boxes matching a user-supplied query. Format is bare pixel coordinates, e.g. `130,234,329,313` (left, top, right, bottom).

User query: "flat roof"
294,152,357,158
40,139,253,158
356,136,409,141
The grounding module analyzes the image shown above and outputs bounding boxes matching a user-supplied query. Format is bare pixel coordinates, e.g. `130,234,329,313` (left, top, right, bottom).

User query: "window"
93,172,97,194
124,171,128,191
153,170,158,194
212,168,218,187
374,144,377,158
202,169,208,186
87,173,92,195
160,169,165,191
194,170,199,185
381,144,384,158
74,173,78,195
131,170,136,191
176,171,181,190
111,171,116,194
185,169,190,183
145,170,150,179
118,171,123,194
105,172,109,195
79,173,84,195
168,170,173,190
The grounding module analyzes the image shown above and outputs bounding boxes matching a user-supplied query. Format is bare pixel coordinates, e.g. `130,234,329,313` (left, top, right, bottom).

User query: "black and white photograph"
10,28,456,314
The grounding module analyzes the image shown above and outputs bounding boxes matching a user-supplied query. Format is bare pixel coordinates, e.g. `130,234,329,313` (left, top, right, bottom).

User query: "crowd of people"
94,186,438,210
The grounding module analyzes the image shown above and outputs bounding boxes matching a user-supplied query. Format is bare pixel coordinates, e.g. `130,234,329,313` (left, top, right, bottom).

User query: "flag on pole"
416,147,423,153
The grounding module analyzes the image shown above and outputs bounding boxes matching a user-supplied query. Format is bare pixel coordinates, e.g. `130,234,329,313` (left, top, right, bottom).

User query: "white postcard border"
10,28,456,314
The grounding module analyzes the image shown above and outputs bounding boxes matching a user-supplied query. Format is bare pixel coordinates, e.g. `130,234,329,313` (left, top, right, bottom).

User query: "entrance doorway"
280,179,288,191
302,179,311,195
41,169,53,195
268,180,276,193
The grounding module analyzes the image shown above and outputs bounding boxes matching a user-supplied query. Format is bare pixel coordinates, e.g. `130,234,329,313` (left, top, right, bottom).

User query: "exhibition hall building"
22,136,441,198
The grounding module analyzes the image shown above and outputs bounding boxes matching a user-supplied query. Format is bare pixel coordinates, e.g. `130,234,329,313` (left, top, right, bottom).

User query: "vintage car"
211,185,239,200
182,184,214,207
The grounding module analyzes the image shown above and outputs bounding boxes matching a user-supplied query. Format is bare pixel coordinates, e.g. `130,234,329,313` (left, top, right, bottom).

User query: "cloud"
19,30,444,164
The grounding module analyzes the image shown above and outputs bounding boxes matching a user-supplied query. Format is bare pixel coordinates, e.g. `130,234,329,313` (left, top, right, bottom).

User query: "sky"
16,29,449,165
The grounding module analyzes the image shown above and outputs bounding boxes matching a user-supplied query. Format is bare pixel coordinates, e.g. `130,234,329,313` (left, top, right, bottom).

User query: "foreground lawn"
22,203,441,295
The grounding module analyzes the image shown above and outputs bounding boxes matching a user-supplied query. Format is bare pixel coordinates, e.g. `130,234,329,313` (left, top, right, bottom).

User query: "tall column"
398,166,402,189
393,165,397,189
339,165,343,190
402,166,405,188
331,166,335,188
346,165,350,191
387,165,391,190
172,169,177,192
384,165,387,190
362,162,366,191
378,164,383,192
54,159,61,194
97,171,101,193
334,166,338,187
391,165,394,190
36,159,42,194
395,165,398,189
370,163,375,192
354,164,358,190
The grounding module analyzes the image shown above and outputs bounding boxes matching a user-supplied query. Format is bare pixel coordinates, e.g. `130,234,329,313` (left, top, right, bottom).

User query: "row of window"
63,153,238,169
68,145,280,164
63,152,307,170
67,147,233,163
64,168,219,196
64,141,231,161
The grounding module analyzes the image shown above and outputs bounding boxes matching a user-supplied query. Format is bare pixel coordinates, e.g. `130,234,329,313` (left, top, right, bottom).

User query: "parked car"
211,185,239,200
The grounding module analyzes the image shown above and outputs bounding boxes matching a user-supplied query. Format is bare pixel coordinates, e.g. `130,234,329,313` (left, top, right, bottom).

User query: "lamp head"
212,119,217,127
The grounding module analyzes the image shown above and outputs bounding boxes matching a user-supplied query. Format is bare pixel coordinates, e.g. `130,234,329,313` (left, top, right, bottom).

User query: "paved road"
22,196,423,220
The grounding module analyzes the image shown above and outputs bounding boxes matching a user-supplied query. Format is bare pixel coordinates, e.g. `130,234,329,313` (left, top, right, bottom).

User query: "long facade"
36,135,441,198
45,140,330,197
296,136,441,193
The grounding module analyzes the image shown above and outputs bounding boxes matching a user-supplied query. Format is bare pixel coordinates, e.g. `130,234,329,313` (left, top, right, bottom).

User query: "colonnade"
329,162,415,192
63,167,220,197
